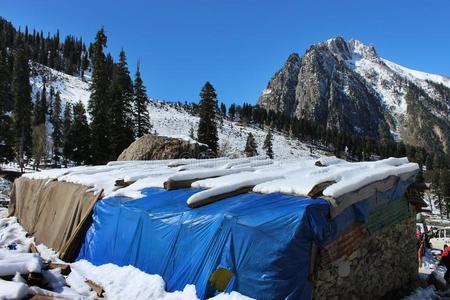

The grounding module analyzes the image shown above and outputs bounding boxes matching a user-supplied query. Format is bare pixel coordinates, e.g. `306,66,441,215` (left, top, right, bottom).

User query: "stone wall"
313,216,418,300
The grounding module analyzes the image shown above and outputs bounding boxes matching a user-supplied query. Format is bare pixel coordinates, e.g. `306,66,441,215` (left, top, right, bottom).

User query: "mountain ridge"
257,36,450,154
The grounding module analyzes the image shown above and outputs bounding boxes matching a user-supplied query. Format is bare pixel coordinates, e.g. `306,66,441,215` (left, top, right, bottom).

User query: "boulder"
117,134,211,161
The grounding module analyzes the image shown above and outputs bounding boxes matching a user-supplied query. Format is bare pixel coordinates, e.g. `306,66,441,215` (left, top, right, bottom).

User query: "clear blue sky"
1,0,449,106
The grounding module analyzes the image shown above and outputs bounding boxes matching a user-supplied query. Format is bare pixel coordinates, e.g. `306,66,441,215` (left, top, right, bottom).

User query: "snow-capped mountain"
258,37,450,154
29,63,321,160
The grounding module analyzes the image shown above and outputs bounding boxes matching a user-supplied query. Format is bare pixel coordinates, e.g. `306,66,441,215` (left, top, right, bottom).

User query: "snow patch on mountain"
383,59,450,90
343,38,450,138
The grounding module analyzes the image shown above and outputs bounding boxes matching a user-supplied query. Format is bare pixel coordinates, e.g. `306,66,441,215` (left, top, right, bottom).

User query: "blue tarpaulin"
77,178,413,299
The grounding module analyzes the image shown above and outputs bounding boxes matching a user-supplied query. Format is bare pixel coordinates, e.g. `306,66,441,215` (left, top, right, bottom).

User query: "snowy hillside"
149,101,321,159
29,64,322,160
30,63,90,108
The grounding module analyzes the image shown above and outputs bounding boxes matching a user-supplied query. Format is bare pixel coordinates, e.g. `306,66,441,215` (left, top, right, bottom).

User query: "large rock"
117,134,211,161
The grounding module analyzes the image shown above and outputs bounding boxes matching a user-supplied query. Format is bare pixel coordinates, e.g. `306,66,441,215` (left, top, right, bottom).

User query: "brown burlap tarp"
8,177,100,261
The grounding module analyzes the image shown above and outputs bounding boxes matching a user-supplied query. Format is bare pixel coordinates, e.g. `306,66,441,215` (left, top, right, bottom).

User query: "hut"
9,156,420,299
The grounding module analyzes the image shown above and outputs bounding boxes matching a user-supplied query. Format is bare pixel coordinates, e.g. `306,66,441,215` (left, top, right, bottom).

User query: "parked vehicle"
430,227,450,250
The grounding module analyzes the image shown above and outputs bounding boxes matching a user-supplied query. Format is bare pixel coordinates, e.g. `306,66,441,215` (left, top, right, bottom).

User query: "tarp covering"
9,177,99,260
78,188,331,299
76,175,415,299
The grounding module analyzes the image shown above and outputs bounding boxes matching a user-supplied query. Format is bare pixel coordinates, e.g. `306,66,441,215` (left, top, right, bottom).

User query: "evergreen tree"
263,129,274,159
11,48,33,171
189,126,195,140
34,82,47,125
70,101,91,165
110,50,135,157
244,132,258,157
220,102,226,116
197,82,219,153
228,103,236,121
133,63,151,137
62,103,73,167
51,92,63,164
88,27,112,164
0,51,14,162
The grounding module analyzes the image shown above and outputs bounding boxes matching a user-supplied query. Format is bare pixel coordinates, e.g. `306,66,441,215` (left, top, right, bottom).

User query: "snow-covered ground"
0,199,253,300
30,63,90,109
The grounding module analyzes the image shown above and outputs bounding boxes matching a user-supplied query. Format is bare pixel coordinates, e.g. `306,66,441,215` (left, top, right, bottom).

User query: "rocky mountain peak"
347,39,380,62
286,52,301,65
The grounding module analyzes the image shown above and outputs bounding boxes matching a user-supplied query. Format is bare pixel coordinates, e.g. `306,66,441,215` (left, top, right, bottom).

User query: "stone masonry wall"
313,217,418,300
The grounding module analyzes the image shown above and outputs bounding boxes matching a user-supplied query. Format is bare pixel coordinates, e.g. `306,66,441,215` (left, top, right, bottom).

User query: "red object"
443,247,450,258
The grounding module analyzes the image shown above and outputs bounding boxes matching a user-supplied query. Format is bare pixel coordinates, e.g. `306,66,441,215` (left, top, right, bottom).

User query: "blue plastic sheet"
77,177,414,299
78,188,331,299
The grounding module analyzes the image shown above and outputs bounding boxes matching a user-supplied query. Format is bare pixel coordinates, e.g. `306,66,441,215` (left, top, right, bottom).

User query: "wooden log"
164,176,222,191
307,181,335,198
85,279,104,297
188,186,253,208
31,296,66,300
164,179,195,190
29,243,40,255
115,179,135,187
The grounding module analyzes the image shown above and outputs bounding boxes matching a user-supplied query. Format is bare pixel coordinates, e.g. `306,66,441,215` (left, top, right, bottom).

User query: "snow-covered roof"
23,156,419,210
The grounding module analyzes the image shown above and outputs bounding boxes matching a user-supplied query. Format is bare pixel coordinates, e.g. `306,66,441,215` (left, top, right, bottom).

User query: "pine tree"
244,132,258,157
220,102,226,116
0,51,14,162
189,126,195,140
70,101,91,165
51,92,63,164
263,129,274,159
110,50,135,157
133,63,151,138
228,103,236,121
197,82,219,153
34,82,47,125
88,27,112,164
12,48,33,171
62,103,73,167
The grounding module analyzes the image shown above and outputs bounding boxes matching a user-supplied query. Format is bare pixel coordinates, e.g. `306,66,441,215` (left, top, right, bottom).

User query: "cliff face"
257,37,450,153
